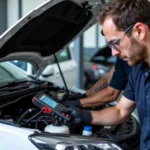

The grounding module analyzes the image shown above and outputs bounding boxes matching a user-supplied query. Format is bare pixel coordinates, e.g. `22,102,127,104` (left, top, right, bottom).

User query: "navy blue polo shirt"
123,61,150,150
109,57,132,90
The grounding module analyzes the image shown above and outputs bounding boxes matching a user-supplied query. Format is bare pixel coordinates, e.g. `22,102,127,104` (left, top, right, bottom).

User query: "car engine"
0,81,140,150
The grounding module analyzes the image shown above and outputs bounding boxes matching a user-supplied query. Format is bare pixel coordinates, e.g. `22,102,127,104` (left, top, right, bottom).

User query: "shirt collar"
140,61,150,73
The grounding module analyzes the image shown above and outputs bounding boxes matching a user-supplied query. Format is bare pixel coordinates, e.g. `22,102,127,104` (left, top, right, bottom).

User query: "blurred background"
0,0,116,90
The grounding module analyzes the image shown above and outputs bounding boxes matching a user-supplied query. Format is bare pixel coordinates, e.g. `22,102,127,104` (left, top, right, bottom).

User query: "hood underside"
0,0,92,58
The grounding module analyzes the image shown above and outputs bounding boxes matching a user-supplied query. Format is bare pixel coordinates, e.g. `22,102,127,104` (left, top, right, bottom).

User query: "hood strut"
54,53,69,94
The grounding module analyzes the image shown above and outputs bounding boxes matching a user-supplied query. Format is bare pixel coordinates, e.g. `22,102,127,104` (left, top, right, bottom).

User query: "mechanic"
62,0,150,149
64,57,131,108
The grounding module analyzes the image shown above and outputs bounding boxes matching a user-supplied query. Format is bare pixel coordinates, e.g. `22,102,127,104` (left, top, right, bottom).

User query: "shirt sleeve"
123,68,135,101
109,57,128,90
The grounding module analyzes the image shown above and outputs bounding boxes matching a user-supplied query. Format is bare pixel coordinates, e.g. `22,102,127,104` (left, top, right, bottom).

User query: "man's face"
102,17,146,66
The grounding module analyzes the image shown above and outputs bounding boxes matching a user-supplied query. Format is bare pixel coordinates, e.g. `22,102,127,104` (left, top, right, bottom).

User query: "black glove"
62,93,87,107
62,107,92,125
63,100,80,107
62,93,87,101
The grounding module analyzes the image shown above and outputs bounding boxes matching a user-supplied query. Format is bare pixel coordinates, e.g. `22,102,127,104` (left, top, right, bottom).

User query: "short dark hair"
99,0,150,31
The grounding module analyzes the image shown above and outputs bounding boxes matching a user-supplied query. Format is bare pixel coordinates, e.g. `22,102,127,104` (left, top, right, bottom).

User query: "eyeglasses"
108,24,135,51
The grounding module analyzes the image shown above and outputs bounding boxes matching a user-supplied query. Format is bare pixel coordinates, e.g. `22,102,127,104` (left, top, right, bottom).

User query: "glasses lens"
108,43,118,51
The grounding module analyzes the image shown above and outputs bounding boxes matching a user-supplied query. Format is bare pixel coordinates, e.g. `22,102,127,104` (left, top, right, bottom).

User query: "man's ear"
134,22,146,40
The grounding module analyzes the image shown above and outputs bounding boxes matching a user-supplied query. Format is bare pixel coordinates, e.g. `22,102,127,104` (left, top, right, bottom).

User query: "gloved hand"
62,93,87,107
62,93,87,102
62,107,92,125
63,100,80,107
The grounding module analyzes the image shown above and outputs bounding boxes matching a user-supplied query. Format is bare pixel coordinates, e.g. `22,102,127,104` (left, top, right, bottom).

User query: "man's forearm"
86,78,109,96
86,67,115,96
80,86,121,107
90,96,136,126
91,106,126,125
94,81,109,92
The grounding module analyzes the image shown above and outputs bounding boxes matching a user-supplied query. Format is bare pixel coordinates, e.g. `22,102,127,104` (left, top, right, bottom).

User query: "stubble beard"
126,39,146,66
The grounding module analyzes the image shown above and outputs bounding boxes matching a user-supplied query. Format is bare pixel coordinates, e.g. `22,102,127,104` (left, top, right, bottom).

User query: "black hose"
17,108,37,124
21,110,42,126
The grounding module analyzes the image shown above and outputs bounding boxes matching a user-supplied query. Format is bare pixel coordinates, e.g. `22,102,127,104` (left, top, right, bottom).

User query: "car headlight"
29,133,123,150
56,143,122,150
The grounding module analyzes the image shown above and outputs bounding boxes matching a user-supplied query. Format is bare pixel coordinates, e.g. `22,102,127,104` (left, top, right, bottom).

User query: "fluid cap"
84,126,92,131
82,126,92,136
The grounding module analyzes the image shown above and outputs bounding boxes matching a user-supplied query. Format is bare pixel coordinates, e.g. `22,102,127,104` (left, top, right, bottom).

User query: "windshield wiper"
0,80,28,89
0,79,44,89
0,84,30,92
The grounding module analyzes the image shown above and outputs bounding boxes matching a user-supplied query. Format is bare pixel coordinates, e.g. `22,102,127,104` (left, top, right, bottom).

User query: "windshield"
0,62,32,84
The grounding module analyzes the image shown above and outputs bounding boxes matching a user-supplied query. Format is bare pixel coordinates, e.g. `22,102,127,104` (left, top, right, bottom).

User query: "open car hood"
0,0,109,76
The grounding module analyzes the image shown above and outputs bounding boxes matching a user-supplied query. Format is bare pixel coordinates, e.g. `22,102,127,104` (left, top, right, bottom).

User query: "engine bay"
0,81,140,150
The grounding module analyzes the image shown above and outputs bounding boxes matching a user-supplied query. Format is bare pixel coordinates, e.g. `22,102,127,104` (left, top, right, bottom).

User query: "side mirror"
42,68,54,78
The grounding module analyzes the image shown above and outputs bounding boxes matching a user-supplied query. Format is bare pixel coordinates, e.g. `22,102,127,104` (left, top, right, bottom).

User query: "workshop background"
0,0,115,90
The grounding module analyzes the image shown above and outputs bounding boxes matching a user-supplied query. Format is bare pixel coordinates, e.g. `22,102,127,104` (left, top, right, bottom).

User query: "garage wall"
7,0,18,28
22,0,45,16
84,25,96,48
7,0,46,28
0,0,7,34
84,25,106,49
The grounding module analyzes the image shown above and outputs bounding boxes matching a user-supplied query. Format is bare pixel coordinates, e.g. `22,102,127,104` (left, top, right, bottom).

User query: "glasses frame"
108,24,135,51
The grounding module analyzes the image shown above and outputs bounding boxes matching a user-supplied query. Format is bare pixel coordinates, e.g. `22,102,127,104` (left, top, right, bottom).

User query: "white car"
0,0,140,150
11,47,78,88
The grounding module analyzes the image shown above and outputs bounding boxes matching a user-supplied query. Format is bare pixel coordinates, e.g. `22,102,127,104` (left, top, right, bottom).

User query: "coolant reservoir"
44,124,70,134
82,126,92,136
